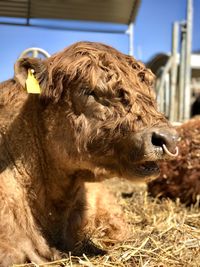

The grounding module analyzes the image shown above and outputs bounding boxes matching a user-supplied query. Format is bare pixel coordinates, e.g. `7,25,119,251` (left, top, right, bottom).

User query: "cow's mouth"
117,159,160,181
135,161,159,175
129,142,179,180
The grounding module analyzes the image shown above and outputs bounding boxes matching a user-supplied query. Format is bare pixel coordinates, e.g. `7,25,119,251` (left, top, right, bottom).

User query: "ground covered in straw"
14,178,200,267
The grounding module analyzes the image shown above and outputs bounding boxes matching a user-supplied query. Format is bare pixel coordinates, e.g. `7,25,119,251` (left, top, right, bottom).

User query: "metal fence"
156,0,193,123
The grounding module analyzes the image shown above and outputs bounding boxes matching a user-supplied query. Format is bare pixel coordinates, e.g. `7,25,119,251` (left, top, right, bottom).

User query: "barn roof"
0,0,141,26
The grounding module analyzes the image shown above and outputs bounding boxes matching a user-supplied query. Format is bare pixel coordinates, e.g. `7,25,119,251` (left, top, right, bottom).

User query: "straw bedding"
13,178,200,267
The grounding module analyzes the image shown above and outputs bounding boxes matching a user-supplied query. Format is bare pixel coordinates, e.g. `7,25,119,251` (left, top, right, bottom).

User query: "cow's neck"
1,87,88,249
24,126,88,251
3,93,85,212
33,153,90,248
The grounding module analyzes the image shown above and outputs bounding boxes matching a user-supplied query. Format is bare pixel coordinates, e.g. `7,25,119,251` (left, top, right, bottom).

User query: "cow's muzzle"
121,126,179,180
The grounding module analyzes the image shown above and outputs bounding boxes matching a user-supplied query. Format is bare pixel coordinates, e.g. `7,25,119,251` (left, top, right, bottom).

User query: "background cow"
148,116,200,205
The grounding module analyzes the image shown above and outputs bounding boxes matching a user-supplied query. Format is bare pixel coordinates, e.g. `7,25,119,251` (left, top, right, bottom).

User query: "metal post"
156,57,172,114
157,75,164,113
27,0,31,26
183,0,193,120
178,23,186,121
127,23,134,56
170,22,179,122
164,73,170,117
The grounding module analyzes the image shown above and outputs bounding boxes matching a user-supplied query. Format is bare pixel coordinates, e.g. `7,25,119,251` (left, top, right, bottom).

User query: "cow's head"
14,42,178,181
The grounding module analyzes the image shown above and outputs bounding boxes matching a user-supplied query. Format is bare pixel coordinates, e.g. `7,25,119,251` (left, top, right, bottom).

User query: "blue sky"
0,0,199,81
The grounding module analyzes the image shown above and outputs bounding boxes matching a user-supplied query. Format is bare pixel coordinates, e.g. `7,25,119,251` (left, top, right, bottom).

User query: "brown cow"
148,117,200,205
0,41,178,266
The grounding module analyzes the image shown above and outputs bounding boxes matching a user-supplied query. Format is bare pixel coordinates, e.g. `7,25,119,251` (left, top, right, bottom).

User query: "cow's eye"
117,89,130,106
136,115,142,122
83,88,97,98
117,89,125,98
88,91,97,98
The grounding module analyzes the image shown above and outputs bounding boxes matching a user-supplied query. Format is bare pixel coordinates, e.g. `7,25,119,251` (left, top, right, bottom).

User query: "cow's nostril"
150,129,179,158
151,132,166,147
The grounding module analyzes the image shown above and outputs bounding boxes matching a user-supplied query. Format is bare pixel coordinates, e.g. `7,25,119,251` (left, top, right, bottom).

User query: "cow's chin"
124,161,160,182
92,160,160,182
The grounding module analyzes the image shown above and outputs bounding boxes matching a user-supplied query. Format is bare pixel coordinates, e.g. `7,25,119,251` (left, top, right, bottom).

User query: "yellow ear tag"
25,69,41,94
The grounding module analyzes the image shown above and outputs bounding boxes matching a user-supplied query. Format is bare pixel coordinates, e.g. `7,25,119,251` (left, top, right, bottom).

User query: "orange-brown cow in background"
148,117,200,205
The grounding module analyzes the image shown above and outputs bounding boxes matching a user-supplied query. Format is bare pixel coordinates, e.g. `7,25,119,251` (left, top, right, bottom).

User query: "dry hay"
13,178,200,267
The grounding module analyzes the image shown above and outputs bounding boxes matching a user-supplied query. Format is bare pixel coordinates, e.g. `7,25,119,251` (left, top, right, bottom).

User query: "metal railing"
156,0,193,122
19,47,50,59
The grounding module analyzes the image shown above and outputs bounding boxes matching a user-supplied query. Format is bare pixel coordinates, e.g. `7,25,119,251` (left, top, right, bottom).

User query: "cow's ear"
14,57,48,92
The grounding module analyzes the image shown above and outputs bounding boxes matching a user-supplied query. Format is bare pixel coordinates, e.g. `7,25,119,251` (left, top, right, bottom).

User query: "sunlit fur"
0,42,176,266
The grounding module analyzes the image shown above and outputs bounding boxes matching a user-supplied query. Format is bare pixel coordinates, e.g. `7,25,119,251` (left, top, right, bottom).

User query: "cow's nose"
151,128,179,157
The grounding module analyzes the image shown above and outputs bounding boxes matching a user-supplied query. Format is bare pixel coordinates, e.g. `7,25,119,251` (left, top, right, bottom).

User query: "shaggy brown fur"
0,41,178,266
148,117,200,205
